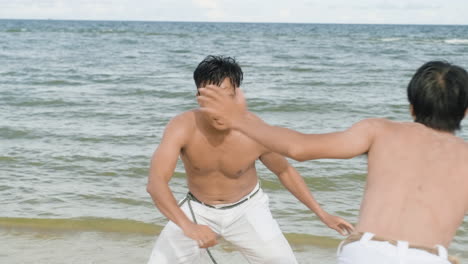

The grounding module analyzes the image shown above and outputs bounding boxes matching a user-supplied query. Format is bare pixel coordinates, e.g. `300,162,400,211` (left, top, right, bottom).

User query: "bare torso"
357,120,468,248
180,110,265,204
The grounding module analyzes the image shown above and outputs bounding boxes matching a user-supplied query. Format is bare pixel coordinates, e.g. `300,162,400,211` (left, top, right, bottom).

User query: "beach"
0,218,339,263
1,20,467,263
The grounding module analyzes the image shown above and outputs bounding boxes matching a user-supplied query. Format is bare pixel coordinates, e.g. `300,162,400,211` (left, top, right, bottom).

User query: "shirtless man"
146,55,353,264
198,60,468,264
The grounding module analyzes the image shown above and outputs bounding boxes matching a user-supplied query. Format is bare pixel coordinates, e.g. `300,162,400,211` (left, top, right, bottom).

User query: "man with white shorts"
198,60,468,264
146,55,353,264
337,232,459,264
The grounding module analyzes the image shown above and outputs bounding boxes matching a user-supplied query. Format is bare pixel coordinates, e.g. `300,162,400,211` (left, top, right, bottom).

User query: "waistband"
337,232,459,264
186,182,260,210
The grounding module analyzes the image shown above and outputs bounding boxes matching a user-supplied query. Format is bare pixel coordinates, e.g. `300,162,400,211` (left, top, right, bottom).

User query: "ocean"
0,19,467,263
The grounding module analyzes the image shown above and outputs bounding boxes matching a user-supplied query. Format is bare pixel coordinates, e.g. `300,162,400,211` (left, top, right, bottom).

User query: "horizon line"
0,17,467,27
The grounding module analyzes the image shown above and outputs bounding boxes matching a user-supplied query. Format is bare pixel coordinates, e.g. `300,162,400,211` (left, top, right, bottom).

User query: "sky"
0,0,466,25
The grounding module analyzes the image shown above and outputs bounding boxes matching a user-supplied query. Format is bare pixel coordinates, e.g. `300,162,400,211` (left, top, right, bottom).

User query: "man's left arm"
198,86,376,162
260,152,354,235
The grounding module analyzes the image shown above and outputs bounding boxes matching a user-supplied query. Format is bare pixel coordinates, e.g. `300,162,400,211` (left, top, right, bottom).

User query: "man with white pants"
146,56,353,264
148,184,296,263
198,60,468,264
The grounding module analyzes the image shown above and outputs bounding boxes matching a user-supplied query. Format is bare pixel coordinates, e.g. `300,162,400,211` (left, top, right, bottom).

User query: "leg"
147,201,216,264
147,221,202,264
223,191,297,264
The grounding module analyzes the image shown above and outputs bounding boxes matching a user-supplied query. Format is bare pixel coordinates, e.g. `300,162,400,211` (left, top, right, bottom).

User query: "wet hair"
193,55,243,92
407,61,468,132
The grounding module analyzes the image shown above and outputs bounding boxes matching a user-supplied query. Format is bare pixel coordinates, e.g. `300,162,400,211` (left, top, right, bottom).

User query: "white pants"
337,232,452,264
148,187,297,264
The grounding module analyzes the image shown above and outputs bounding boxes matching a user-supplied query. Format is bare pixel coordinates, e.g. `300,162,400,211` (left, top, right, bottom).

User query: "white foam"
381,38,401,42
445,39,468,45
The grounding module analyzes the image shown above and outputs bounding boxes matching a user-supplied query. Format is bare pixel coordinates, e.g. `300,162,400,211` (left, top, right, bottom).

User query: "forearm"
278,167,326,218
147,180,193,230
236,114,308,161
235,114,369,161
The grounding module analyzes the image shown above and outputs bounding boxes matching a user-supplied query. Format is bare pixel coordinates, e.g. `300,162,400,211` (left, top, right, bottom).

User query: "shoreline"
1,217,466,262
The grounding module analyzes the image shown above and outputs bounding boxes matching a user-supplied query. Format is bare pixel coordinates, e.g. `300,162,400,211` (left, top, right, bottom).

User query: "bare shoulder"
169,110,196,125
353,118,393,127
162,110,197,139
348,118,394,134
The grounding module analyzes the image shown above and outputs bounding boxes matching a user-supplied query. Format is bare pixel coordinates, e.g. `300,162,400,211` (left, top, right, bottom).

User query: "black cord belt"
187,187,260,210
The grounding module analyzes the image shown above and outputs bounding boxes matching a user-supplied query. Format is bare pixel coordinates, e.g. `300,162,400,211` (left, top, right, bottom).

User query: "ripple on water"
1,21,468,261
0,127,38,140
0,185,12,192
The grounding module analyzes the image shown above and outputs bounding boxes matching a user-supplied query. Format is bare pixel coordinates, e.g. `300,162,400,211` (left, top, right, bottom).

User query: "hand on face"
197,85,248,130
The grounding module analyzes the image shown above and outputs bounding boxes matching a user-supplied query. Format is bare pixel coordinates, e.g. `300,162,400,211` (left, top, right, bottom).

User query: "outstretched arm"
198,86,376,161
260,152,354,235
147,114,217,248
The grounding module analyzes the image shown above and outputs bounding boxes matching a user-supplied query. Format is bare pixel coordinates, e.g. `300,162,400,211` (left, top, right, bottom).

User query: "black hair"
193,55,243,91
407,61,468,132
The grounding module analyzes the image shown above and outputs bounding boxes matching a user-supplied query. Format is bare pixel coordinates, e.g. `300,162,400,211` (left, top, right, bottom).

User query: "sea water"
1,20,467,263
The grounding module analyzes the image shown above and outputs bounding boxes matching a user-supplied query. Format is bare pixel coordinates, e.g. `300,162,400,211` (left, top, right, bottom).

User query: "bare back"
179,110,266,204
358,120,468,247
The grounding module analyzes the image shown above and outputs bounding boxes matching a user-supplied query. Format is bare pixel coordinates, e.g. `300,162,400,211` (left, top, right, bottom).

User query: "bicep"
149,118,188,184
149,139,181,183
299,119,378,160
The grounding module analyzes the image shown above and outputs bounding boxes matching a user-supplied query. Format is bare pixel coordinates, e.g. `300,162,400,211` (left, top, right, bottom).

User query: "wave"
8,98,77,107
0,156,16,162
0,217,162,235
5,28,27,33
169,49,191,54
3,26,191,38
380,38,401,42
381,37,402,42
0,217,342,247
285,233,340,248
0,127,37,140
0,71,21,76
30,80,83,86
444,39,468,45
289,67,324,73
249,101,341,113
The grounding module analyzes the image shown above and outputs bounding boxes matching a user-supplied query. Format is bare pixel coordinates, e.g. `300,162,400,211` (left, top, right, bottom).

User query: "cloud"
192,0,217,9
192,0,226,20
372,0,442,10
0,0,466,25
279,8,292,19
304,0,442,9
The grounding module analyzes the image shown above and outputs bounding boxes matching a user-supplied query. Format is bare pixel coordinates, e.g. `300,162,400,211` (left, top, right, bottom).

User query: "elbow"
146,183,157,197
288,145,308,162
294,156,308,162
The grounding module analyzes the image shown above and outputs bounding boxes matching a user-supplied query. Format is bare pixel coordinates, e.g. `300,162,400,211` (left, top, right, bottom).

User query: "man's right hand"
318,212,354,236
198,85,248,130
182,222,219,248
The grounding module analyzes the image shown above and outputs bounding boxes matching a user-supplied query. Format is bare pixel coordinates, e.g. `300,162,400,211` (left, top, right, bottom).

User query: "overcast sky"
0,0,466,25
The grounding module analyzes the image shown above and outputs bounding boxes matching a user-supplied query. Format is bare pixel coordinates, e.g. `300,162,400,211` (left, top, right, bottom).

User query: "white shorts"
147,185,297,264
337,232,453,264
